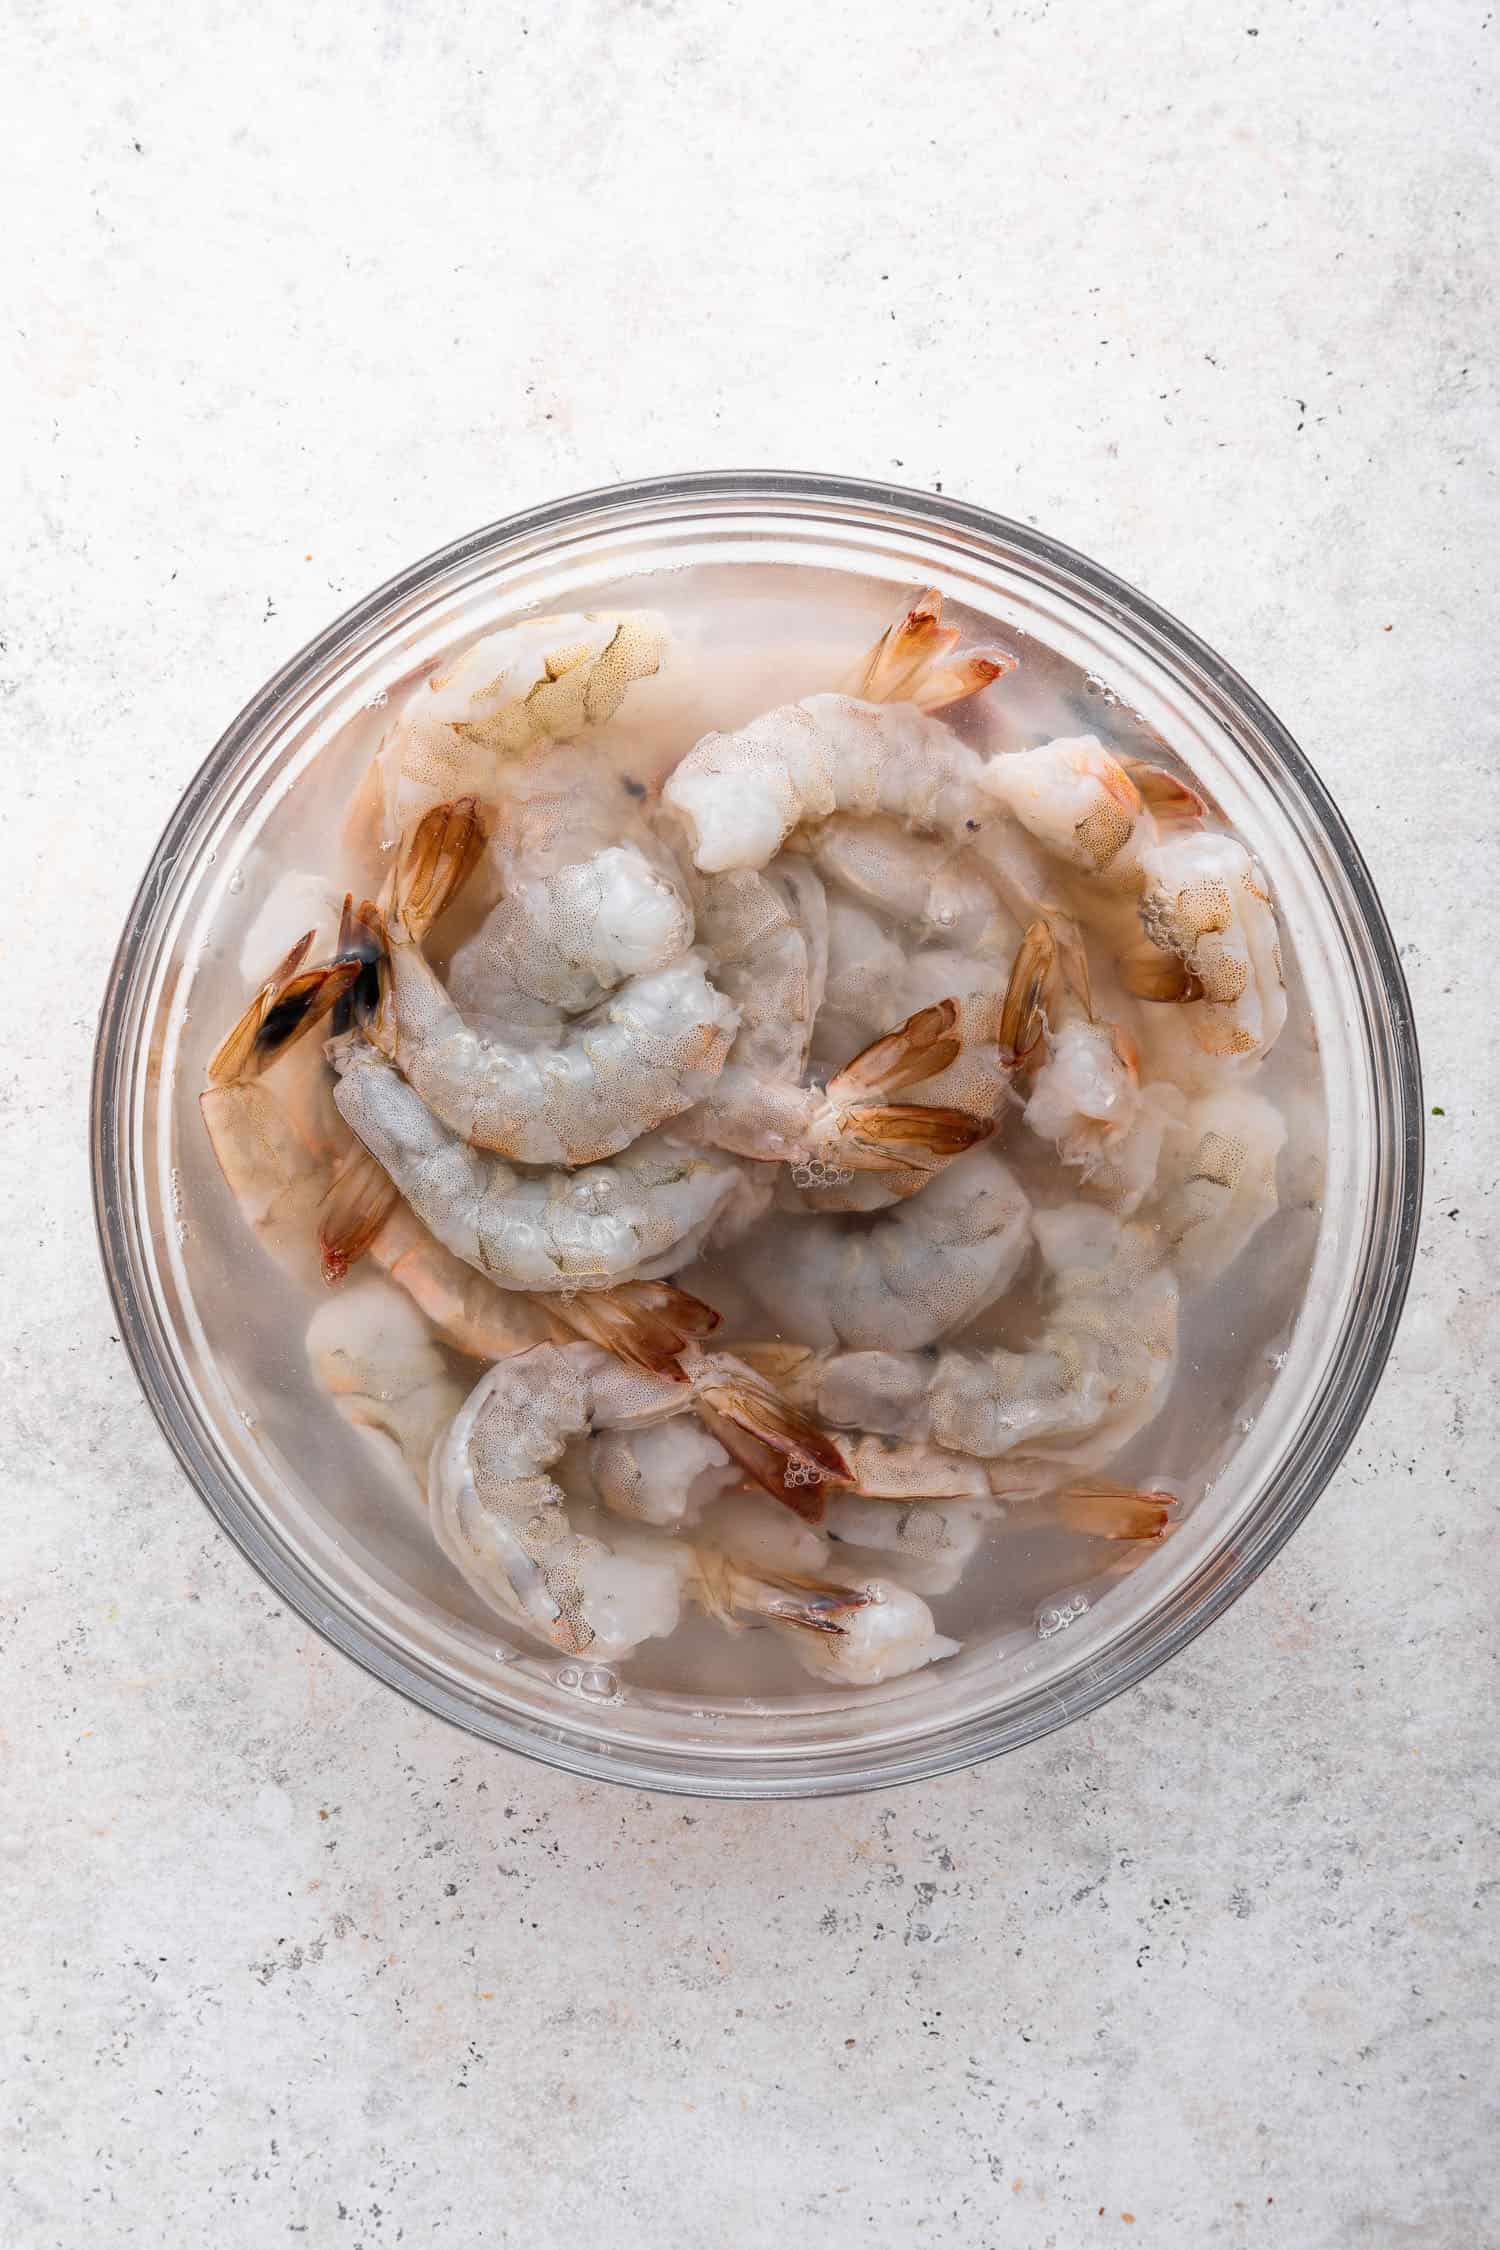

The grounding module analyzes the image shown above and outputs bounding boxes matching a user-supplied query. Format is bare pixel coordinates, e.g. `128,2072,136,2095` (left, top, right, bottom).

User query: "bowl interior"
93,476,1421,1794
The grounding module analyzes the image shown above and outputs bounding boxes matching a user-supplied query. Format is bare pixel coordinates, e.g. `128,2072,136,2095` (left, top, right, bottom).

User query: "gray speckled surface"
5,1,1497,2242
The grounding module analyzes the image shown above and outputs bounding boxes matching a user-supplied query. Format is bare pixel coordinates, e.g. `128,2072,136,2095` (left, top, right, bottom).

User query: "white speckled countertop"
5,2,1496,2241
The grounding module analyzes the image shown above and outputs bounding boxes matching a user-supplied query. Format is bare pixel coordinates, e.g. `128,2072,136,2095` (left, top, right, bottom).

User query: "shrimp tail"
847,586,1016,713
746,1569,879,1636
1120,760,1208,826
694,1375,853,1523
997,917,1058,1072
317,1145,401,1283
553,1281,722,1379
1052,1481,1177,1541
1118,940,1207,1003
207,931,362,1086
827,998,964,1103
330,893,388,1037
395,796,487,939
838,1104,994,1172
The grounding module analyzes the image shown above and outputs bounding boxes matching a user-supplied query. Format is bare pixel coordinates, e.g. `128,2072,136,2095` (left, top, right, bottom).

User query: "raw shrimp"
822,1492,1000,1598
331,1037,747,1292
679,857,987,1180
978,734,1202,885
1128,831,1288,1067
445,743,694,1015
1151,1089,1287,1291
760,1204,1180,1489
372,801,738,1165
204,925,720,1376
427,1343,849,1657
587,1417,741,1531
997,916,1157,1187
799,813,1018,957
684,979,992,1180
305,1272,464,1501
357,611,669,846
663,693,997,876
733,1145,1031,1352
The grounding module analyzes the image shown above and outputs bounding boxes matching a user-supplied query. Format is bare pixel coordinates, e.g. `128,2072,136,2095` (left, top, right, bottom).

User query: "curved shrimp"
799,813,1020,958
977,734,1203,885
731,1145,1031,1353
331,1037,747,1293
822,1492,999,1598
305,1272,465,1502
1151,1089,1287,1292
1128,830,1288,1068
427,1343,850,1658
371,801,738,1165
204,927,720,1376
356,611,669,848
445,742,696,1015
663,693,998,876
754,1204,1180,1490
673,856,986,1181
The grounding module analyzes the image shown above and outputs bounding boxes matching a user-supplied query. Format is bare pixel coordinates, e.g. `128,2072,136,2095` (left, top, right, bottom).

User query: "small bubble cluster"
791,1159,854,1190
783,1459,823,1489
1037,1593,1089,1640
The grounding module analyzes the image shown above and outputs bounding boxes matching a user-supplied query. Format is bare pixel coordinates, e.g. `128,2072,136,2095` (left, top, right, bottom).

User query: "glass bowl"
91,472,1422,1797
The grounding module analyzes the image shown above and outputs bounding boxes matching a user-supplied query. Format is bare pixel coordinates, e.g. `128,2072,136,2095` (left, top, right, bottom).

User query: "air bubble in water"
556,1664,581,1690
1037,1592,1089,1640
579,1665,619,1700
228,869,245,895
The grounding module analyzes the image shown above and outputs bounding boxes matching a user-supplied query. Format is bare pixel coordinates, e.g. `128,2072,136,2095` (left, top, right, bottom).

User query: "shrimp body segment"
663,695,995,875
736,1146,1031,1353
1135,832,1287,1066
429,1344,849,1658
332,1039,746,1293
366,612,669,843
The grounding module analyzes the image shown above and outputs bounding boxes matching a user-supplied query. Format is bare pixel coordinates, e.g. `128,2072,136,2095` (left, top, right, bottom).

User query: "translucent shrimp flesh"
358,611,669,847
203,925,722,1377
305,1272,465,1502
1151,1089,1287,1292
445,742,696,1015
427,1343,852,1659
374,799,738,1165
1130,831,1288,1067
977,734,1203,885
760,1204,1180,1493
732,1145,1031,1352
331,1036,747,1293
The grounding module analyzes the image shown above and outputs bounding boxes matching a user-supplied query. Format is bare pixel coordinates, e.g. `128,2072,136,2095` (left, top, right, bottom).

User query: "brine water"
177,564,1325,1704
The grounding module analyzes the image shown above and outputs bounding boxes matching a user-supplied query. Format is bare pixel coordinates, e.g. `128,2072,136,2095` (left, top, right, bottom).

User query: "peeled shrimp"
332,1037,746,1292
305,1272,464,1501
733,1145,1031,1353
375,804,737,1164
1152,1089,1287,1291
977,735,1200,884
428,1343,848,1658
689,981,992,1182
448,751,696,1020
203,927,721,1375
358,611,669,847
800,813,1018,957
822,1492,999,1598
764,1204,1179,1489
1130,831,1288,1067
663,693,997,875
587,1417,741,1531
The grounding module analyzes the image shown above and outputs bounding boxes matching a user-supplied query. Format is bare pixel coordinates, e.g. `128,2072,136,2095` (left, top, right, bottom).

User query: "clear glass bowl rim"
90,469,1424,1798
